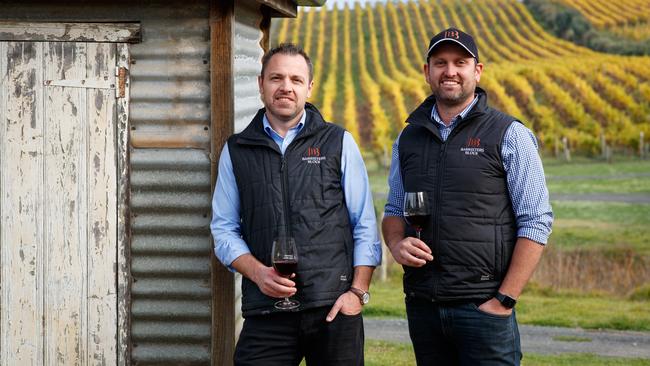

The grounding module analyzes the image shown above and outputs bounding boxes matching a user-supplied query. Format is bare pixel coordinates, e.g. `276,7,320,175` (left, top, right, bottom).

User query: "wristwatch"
349,287,370,305
495,291,517,309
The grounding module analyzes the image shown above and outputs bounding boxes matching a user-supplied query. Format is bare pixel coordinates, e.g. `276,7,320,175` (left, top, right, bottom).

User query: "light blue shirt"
384,97,553,244
211,111,382,271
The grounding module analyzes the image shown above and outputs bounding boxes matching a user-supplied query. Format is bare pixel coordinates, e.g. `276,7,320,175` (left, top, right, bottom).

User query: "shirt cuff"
353,241,383,267
383,209,403,217
517,227,550,245
215,238,251,273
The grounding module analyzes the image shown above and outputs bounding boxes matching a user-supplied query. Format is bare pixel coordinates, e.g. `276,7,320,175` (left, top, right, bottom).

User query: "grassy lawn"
550,201,650,253
541,158,650,194
364,340,650,366
543,158,650,177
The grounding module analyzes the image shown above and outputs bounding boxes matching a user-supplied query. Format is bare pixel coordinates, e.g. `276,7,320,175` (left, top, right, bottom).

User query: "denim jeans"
234,306,364,366
405,297,522,366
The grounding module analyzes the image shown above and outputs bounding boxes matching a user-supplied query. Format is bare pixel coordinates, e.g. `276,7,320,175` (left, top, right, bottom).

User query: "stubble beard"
431,81,474,108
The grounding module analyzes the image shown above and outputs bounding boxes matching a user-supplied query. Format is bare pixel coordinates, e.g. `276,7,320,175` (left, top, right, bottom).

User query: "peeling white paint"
1,39,124,366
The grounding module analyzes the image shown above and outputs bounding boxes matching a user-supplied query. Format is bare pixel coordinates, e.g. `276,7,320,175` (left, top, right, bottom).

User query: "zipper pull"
281,157,285,172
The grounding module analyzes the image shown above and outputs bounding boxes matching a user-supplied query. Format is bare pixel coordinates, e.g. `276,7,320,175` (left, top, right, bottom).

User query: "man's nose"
442,64,458,77
278,77,292,91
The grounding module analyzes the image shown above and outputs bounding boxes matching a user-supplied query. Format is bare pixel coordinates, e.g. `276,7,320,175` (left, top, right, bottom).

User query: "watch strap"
349,287,369,305
495,292,516,309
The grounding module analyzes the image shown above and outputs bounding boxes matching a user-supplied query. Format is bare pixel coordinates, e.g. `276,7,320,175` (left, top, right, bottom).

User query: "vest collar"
236,103,328,151
406,87,489,138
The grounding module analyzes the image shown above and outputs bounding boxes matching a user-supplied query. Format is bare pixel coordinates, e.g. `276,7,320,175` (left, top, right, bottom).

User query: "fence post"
562,136,571,162
601,134,607,159
640,131,645,159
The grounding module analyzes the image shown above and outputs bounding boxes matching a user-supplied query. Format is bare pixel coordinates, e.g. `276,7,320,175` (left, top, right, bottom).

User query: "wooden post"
601,133,607,159
640,131,645,159
211,1,235,364
562,136,571,162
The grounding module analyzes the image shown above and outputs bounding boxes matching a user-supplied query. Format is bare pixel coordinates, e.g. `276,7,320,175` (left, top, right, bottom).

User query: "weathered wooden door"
1,40,128,365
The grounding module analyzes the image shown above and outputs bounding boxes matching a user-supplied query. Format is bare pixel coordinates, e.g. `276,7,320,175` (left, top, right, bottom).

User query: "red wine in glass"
272,236,300,310
273,260,298,276
404,192,430,240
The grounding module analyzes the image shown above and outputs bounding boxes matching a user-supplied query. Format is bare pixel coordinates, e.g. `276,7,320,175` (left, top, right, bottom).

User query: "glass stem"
416,230,421,240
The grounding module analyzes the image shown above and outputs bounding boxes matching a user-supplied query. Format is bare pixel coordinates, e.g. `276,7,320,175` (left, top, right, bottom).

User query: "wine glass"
272,236,300,310
403,192,430,240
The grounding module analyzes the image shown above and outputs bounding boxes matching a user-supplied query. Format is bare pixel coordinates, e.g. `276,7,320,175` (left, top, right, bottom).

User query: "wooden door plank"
43,41,88,365
0,41,45,366
85,41,118,366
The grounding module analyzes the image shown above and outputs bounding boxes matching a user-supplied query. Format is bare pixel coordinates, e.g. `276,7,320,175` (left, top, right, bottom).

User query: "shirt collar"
431,95,478,127
263,110,307,139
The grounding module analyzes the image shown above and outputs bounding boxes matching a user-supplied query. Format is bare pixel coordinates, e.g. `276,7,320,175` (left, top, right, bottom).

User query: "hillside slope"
273,0,650,155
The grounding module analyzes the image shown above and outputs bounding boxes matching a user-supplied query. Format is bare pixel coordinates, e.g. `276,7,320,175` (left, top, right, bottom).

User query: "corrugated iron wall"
232,0,266,335
123,2,214,364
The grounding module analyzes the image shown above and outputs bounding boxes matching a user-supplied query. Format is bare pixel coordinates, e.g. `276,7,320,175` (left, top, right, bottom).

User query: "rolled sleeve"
384,134,404,217
210,144,251,271
502,123,554,245
341,132,382,267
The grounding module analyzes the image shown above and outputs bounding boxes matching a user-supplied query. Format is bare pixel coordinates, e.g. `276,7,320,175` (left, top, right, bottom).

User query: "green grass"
364,340,650,365
550,201,650,253
365,340,415,366
366,268,650,331
544,159,650,193
547,177,650,194
517,291,650,331
543,158,650,176
523,353,650,366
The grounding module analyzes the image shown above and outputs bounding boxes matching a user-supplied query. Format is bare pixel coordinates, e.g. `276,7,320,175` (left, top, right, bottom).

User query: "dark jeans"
234,306,364,366
405,297,522,366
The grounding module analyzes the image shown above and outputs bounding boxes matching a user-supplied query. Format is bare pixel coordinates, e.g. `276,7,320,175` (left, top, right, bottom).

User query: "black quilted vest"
399,88,518,302
228,104,354,316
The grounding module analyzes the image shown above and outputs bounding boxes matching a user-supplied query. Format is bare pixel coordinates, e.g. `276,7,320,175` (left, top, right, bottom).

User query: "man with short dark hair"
211,43,381,366
382,28,553,365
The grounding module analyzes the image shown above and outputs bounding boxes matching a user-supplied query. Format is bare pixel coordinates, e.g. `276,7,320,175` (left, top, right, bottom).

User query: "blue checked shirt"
212,112,382,271
384,96,553,244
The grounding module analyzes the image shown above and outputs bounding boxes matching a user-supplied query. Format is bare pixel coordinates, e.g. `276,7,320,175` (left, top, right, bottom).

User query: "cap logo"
444,30,460,39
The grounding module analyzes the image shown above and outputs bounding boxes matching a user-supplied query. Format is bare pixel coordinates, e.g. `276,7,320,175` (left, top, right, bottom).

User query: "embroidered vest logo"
460,137,484,156
302,146,326,164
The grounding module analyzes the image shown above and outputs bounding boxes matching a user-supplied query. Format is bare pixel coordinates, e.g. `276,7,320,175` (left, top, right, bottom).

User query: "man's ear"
423,62,430,85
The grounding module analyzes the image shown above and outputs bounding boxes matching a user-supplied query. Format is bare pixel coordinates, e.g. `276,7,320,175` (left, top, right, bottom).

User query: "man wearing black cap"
382,28,553,365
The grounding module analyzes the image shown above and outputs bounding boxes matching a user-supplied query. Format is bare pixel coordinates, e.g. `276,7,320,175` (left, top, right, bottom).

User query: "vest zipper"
280,156,292,238
432,120,464,299
433,141,448,299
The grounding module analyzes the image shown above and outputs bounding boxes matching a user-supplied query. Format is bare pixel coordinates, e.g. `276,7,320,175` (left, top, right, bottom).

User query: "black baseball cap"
426,27,479,62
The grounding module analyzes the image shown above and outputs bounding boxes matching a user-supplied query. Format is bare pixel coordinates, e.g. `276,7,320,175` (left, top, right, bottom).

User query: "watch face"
497,293,516,308
362,292,370,304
